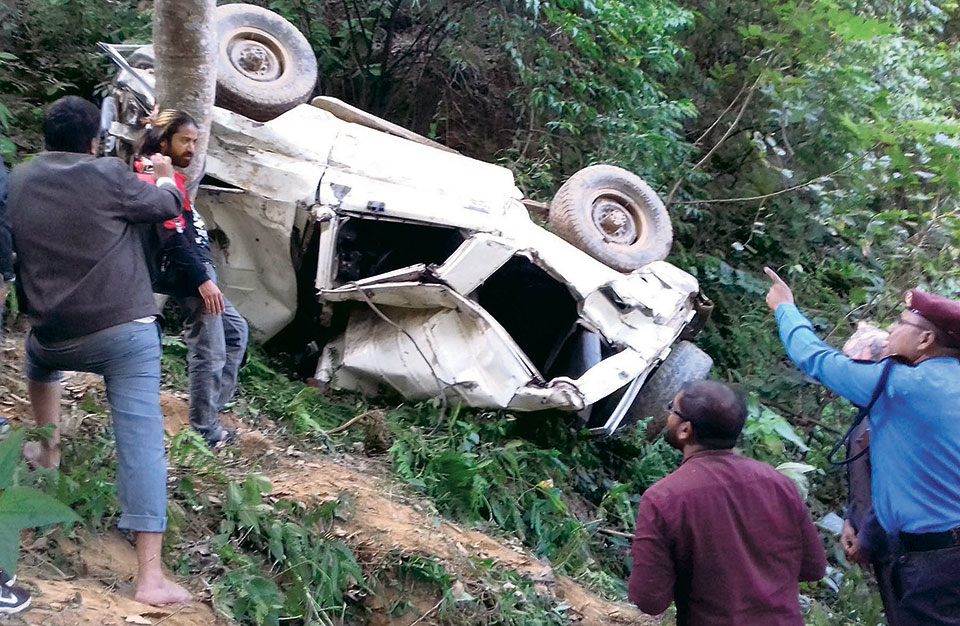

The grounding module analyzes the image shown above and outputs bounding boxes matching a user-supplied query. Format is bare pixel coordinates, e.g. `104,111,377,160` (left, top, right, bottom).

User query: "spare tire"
621,341,714,439
214,3,318,121
549,165,672,272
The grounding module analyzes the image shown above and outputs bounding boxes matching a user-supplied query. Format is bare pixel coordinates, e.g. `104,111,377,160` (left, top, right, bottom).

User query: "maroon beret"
903,289,960,345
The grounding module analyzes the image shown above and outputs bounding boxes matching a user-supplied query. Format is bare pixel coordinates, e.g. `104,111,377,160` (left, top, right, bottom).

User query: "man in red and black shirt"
138,110,248,447
628,380,826,625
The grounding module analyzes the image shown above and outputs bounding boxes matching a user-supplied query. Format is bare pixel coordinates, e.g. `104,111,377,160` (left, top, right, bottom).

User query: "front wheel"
621,341,714,439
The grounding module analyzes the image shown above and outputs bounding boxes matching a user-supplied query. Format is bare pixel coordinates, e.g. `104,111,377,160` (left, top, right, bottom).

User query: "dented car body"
103,29,710,436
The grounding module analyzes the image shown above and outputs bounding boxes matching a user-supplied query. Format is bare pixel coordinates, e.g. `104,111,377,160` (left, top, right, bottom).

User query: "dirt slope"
267,456,651,624
9,532,221,626
0,332,656,625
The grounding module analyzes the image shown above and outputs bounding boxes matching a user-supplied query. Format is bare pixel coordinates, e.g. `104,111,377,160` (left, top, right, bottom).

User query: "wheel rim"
590,189,647,245
225,28,285,82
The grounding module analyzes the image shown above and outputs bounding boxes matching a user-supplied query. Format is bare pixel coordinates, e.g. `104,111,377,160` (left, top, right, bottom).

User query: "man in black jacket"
8,96,191,606
138,110,248,448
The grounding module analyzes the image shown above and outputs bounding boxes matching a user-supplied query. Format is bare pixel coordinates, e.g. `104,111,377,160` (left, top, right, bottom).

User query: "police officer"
764,267,960,626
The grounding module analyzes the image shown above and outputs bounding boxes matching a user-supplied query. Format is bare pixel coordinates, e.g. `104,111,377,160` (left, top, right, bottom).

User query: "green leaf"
777,462,817,500
904,120,960,136
849,287,868,306
245,474,272,499
0,103,13,130
0,525,19,575
771,417,809,452
0,430,25,490
830,14,896,41
225,482,244,513
0,136,14,160
0,486,79,575
0,486,80,529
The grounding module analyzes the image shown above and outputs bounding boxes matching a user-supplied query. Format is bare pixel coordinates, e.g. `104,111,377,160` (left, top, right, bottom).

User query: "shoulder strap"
828,358,895,467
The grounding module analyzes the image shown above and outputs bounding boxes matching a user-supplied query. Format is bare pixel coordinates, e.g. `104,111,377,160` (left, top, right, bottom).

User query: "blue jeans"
25,321,167,532
178,263,248,444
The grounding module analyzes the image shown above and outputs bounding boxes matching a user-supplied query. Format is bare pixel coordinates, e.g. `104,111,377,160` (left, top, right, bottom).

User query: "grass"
227,345,890,625
11,338,887,625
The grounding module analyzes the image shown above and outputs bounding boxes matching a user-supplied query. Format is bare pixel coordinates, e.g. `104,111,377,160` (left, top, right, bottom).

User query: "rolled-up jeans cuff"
118,513,167,533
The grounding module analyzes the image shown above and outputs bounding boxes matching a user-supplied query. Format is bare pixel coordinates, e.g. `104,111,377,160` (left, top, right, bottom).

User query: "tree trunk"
153,0,217,199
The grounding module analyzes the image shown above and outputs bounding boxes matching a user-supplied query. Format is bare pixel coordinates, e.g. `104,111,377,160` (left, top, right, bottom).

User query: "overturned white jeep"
101,4,713,436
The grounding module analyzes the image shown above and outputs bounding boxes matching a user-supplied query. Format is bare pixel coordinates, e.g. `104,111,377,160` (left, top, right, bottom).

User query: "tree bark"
153,0,217,199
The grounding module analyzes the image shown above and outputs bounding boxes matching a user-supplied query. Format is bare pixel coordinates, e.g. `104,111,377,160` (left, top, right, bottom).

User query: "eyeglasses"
667,399,687,421
889,317,930,333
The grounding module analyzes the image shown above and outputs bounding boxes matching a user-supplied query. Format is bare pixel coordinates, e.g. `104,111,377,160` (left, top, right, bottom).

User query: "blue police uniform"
775,303,960,625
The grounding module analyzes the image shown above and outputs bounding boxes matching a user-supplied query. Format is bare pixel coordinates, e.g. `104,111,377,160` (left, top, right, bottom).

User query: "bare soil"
0,332,656,625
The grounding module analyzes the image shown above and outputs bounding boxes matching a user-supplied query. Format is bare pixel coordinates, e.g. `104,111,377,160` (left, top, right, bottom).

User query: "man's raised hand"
764,266,795,313
150,154,175,181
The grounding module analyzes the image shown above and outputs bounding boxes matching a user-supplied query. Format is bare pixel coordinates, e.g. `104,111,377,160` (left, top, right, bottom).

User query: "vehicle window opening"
198,174,244,191
334,218,464,284
476,256,581,375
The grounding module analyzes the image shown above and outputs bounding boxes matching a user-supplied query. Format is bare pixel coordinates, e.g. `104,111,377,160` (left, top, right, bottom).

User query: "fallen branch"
410,599,443,625
325,410,379,435
596,527,634,539
153,606,190,626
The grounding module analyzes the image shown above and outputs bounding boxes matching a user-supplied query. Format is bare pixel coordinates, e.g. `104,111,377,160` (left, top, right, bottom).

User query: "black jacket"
9,152,182,342
136,165,212,297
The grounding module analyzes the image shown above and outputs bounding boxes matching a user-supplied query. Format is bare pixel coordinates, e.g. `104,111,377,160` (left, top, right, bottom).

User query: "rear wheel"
621,341,713,439
214,3,319,121
121,7,319,122
549,165,673,272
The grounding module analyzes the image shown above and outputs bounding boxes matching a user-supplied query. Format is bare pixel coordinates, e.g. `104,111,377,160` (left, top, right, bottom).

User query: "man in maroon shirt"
628,380,826,625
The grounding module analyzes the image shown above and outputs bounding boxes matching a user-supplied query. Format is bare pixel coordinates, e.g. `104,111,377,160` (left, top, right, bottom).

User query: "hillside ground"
0,323,665,626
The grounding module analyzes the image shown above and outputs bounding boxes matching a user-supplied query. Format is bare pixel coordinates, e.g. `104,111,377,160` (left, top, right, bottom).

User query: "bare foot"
134,575,193,606
22,441,60,469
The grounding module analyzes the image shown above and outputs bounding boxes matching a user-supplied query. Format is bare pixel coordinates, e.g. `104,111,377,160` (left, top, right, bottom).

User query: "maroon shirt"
628,450,826,626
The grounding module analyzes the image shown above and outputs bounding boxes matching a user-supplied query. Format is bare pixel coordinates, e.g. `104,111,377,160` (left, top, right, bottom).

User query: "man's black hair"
138,110,198,156
44,96,100,153
677,379,748,450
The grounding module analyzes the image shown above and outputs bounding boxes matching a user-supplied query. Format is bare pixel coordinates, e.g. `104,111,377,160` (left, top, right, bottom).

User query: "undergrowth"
2,337,888,625
232,347,888,624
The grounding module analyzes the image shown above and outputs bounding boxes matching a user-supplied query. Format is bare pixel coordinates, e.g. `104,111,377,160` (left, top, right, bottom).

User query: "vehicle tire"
621,341,713,439
214,3,318,121
549,165,673,272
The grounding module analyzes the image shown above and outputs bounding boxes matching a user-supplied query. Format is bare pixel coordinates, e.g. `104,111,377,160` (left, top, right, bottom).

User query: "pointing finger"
764,266,786,284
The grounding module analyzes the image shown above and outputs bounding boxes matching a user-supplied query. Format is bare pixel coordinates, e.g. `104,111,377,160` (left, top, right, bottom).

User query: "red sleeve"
163,215,186,232
113,160,182,224
628,493,676,615
136,171,184,231
795,494,827,582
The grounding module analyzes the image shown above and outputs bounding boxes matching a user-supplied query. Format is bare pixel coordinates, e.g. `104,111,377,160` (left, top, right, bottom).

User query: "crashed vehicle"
101,4,714,437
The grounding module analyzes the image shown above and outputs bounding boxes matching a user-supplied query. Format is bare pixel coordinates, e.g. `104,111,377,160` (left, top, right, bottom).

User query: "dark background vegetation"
2,0,959,623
